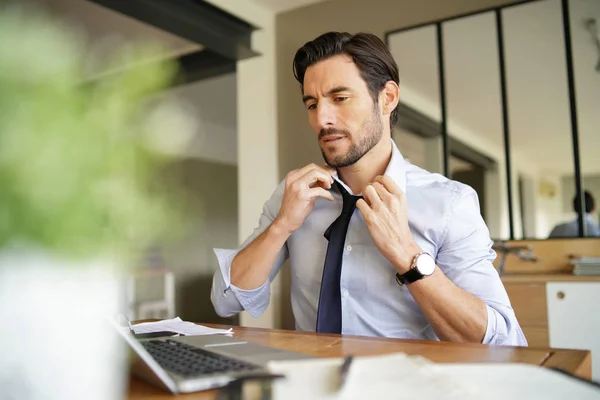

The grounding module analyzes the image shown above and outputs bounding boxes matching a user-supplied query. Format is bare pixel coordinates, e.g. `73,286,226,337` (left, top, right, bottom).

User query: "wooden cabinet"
546,282,600,381
503,276,600,381
505,282,549,347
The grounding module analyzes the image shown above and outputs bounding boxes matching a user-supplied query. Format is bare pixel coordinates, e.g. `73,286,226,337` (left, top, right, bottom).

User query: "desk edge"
542,350,592,380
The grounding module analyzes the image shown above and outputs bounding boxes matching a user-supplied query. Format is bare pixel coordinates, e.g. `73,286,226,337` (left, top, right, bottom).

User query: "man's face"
302,55,384,168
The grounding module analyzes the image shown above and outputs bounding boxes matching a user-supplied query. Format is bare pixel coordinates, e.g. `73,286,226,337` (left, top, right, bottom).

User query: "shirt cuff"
210,267,243,317
230,281,270,318
213,248,240,289
481,304,498,345
213,247,271,318
481,304,528,346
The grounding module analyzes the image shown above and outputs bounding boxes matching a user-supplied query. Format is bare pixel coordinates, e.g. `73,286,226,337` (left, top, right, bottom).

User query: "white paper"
259,354,600,400
434,364,600,400
130,317,233,336
265,352,479,400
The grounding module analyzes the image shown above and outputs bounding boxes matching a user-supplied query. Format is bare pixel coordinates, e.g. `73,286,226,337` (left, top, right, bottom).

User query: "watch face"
416,253,436,275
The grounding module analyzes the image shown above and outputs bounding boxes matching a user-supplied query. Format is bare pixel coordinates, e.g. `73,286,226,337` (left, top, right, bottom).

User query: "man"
549,191,600,238
211,32,527,346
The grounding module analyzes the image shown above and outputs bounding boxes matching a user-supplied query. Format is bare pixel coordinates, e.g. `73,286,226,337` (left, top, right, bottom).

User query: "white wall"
158,159,239,324
152,76,240,322
205,0,281,329
536,172,567,237
163,74,238,166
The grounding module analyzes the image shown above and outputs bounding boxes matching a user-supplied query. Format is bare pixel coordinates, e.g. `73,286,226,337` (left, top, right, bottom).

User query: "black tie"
316,180,362,333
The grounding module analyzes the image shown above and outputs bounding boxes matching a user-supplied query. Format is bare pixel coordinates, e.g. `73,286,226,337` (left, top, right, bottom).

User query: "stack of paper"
130,317,233,336
571,257,600,276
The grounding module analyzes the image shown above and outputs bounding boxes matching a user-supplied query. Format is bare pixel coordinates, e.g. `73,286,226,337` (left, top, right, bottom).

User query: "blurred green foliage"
0,5,188,264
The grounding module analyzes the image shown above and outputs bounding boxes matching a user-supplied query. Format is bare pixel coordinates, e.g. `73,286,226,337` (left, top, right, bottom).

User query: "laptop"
115,323,313,394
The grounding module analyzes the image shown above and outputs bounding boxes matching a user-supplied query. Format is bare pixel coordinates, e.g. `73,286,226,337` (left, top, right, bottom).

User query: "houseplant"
0,4,191,399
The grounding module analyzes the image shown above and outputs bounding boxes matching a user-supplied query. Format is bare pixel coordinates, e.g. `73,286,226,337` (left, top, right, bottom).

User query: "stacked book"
571,257,600,276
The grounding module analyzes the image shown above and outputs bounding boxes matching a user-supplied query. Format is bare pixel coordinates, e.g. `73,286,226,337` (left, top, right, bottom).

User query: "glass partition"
385,0,599,240
571,0,600,237
388,25,445,176
444,12,508,239
503,0,576,240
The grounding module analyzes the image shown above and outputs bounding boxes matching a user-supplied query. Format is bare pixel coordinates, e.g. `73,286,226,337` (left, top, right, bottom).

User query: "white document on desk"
436,364,600,399
129,317,233,336
264,353,600,400
265,352,479,400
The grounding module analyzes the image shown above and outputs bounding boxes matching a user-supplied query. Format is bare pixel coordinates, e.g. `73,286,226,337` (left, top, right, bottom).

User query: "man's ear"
380,81,399,115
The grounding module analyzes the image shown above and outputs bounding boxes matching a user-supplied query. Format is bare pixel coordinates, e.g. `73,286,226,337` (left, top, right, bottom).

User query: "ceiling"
29,0,202,78
388,0,600,176
249,0,329,13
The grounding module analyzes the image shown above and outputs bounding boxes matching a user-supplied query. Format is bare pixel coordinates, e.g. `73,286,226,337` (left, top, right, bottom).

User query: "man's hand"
274,163,335,234
356,175,421,274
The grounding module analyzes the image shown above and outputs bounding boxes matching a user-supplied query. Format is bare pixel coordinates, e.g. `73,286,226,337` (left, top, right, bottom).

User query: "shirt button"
346,245,352,252
343,290,349,298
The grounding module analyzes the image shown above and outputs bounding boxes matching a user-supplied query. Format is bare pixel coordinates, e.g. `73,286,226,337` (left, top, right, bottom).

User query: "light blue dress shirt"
211,141,527,346
548,214,600,238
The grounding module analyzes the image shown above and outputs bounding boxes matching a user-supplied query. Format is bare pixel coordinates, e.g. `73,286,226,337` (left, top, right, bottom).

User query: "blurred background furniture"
125,267,175,321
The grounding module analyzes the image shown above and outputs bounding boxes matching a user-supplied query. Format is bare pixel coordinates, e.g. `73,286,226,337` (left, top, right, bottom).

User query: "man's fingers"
363,184,383,210
372,182,393,204
356,198,374,221
299,168,334,190
307,187,334,201
320,164,336,175
287,164,314,181
289,163,335,182
375,175,402,196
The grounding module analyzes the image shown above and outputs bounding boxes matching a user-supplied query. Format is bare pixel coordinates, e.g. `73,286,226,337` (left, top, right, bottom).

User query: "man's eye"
335,97,348,102
307,104,317,110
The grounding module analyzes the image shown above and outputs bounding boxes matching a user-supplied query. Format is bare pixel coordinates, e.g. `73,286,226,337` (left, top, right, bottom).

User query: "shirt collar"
332,140,407,195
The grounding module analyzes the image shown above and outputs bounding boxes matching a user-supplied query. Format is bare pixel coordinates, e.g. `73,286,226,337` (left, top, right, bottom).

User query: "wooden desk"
126,324,591,399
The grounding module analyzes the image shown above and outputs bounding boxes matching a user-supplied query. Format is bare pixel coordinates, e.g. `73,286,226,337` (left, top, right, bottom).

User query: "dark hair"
292,32,400,130
573,190,595,214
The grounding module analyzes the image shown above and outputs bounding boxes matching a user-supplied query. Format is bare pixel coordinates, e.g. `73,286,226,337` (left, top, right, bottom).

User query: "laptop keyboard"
141,339,263,377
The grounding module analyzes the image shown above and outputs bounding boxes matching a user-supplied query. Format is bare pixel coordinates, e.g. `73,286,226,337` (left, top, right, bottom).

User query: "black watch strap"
395,268,423,286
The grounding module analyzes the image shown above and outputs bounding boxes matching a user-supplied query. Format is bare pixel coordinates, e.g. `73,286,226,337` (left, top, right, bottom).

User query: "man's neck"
338,136,393,195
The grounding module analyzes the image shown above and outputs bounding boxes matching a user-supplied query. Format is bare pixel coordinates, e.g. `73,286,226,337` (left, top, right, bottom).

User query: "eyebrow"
302,86,352,104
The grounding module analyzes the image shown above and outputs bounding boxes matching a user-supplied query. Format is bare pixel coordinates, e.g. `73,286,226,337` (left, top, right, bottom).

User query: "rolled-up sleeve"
437,185,528,347
210,182,289,319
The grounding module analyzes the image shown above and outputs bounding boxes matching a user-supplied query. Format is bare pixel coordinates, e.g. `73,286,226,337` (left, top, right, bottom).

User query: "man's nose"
315,103,336,130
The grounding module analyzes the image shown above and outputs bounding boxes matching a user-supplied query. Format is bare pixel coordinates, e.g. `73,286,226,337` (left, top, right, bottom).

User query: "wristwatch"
395,252,436,285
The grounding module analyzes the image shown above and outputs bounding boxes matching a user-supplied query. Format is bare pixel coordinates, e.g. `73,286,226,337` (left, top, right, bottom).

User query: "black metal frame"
561,0,586,237
495,9,515,240
384,0,590,240
436,23,450,177
175,50,236,85
384,0,540,36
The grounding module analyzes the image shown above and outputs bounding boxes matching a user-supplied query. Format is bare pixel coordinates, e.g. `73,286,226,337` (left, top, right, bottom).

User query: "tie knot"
334,180,362,214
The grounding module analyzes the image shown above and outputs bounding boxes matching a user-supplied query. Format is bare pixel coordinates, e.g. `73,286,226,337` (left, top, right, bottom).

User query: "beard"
319,104,383,168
